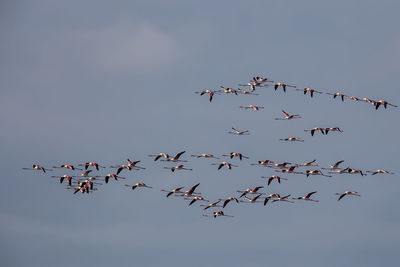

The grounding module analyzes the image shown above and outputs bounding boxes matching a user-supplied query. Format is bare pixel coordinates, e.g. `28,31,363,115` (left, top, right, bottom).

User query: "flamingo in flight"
297,87,323,98
161,151,187,162
280,137,304,142
148,153,169,161
125,182,152,190
239,105,264,111
325,127,343,135
237,89,259,95
164,164,193,172
326,92,347,102
305,169,332,178
375,100,398,110
222,152,248,160
195,89,219,102
161,186,185,197
202,210,234,218
22,164,50,173
250,159,272,167
304,127,326,136
336,190,360,201
238,81,267,91
219,86,238,95
52,164,82,171
237,186,264,198
104,173,126,184
367,169,395,175
276,166,302,175
212,161,238,170
191,153,219,159
240,194,263,203
322,160,345,170
274,82,296,92
228,127,250,135
261,175,288,186
275,110,301,120
272,194,294,203
51,175,75,187
294,191,319,202
270,162,292,169
126,159,146,169
252,76,273,84
263,193,281,205
221,197,239,208
187,196,209,206
200,200,222,210
182,183,201,197
296,159,317,167
346,168,366,176
82,162,105,171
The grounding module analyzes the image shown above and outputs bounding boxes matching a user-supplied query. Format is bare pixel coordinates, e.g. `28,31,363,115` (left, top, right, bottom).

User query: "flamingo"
297,87,323,98
222,152,248,160
270,162,292,169
161,186,185,197
346,168,366,176
375,100,398,110
261,175,288,186
274,82,296,92
165,164,193,172
125,182,152,190
296,159,317,167
104,173,126,184
201,200,222,210
240,194,263,203
228,127,250,135
191,153,219,159
275,110,301,120
52,164,81,171
187,196,209,206
325,127,343,135
237,89,259,95
219,86,238,95
252,76,273,84
326,92,347,102
271,194,294,203
212,161,238,170
148,153,169,161
161,151,186,162
336,190,360,201
305,169,332,177
183,183,201,197
83,162,105,171
263,193,281,205
221,197,239,208
280,137,304,142
51,175,75,187
126,159,146,170
294,191,319,202
239,105,264,111
304,127,326,136
203,210,233,218
367,169,394,175
22,164,50,173
237,186,264,198
195,89,219,102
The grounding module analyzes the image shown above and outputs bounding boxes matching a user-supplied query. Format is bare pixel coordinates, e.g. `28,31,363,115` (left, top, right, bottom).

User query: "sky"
1,0,400,266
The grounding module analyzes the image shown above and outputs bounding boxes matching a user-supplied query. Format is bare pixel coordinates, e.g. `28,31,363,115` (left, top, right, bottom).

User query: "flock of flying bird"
23,74,397,218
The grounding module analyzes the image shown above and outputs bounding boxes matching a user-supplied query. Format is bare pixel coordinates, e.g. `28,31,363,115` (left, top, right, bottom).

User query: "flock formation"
23,74,397,219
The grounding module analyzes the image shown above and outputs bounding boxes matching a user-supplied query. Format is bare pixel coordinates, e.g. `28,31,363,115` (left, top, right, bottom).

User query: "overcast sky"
1,1,399,266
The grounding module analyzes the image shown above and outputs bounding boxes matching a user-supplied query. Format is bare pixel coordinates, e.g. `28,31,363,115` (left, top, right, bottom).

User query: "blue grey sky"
1,1,399,266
